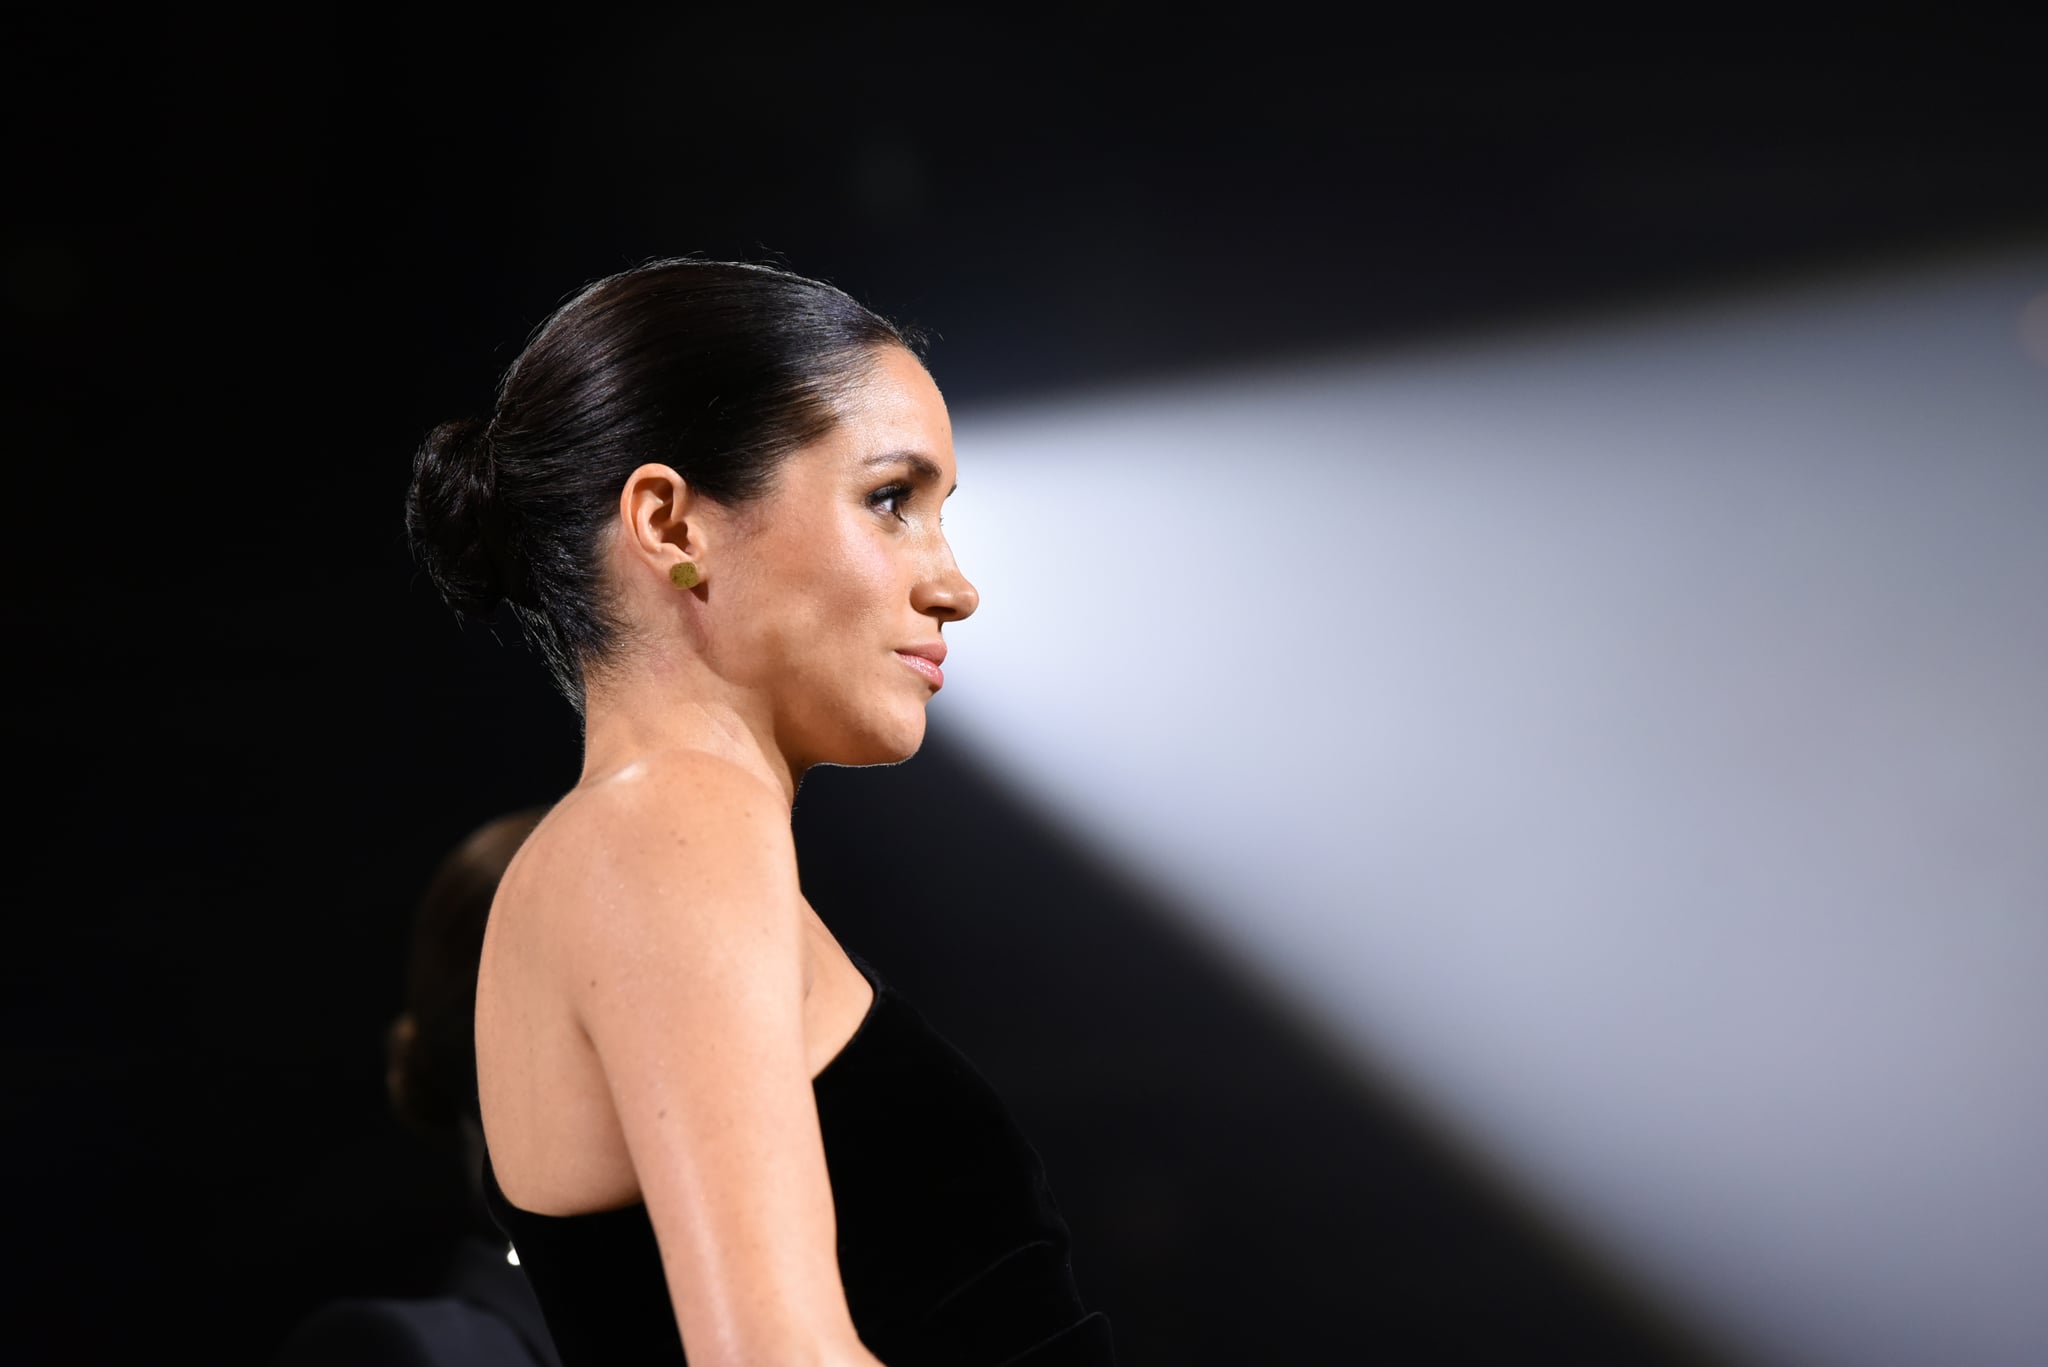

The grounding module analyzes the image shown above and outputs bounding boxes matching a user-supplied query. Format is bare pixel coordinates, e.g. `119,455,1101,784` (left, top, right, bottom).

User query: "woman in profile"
405,260,1117,1367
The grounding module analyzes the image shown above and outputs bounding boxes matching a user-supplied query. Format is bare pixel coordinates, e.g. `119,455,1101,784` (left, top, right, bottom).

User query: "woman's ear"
618,463,711,583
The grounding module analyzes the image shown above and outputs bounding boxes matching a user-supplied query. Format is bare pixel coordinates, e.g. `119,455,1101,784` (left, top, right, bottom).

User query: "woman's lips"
895,651,944,690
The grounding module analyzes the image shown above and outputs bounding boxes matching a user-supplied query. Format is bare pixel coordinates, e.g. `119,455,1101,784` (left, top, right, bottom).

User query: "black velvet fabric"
273,1235,562,1367
481,950,1117,1366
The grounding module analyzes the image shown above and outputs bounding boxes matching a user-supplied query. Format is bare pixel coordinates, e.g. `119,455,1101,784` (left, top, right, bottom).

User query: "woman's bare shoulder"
535,751,864,1362
505,749,800,970
519,750,792,888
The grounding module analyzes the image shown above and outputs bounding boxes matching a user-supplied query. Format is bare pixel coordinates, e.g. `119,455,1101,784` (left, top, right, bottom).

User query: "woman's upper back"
483,948,1117,1367
473,749,1116,1365
474,748,875,1365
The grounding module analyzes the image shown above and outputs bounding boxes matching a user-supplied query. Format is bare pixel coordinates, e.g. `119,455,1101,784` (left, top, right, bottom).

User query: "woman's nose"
915,557,979,622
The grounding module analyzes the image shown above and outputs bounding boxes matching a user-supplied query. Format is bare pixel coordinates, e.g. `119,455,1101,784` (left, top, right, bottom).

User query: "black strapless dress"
481,950,1118,1366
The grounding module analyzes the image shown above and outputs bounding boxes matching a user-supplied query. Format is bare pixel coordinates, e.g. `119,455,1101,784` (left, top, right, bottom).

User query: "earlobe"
620,463,709,582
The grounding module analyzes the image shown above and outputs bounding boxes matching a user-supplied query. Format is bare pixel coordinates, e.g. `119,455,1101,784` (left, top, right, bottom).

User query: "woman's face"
712,345,977,768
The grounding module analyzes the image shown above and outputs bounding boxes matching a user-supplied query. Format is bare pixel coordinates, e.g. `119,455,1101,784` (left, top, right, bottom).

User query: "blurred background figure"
274,810,561,1367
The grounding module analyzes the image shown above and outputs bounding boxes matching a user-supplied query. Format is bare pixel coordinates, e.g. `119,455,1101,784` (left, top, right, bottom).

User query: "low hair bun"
404,416,524,619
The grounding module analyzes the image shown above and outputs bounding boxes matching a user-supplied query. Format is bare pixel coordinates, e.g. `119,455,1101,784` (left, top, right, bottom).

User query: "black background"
9,13,2045,1365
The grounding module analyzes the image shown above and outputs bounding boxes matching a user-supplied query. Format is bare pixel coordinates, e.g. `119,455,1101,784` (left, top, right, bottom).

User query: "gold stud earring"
669,561,702,590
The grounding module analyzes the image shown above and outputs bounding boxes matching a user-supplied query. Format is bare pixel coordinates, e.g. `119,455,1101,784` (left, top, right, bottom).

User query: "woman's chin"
821,712,927,769
883,709,934,764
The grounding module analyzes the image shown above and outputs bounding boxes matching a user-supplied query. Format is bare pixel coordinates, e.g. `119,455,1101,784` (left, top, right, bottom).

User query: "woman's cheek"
839,529,902,614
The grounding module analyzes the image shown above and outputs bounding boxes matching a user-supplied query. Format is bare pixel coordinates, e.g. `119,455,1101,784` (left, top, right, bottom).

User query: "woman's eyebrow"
863,450,957,496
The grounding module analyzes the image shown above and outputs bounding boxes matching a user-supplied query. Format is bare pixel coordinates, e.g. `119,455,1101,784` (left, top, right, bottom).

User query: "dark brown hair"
405,258,920,714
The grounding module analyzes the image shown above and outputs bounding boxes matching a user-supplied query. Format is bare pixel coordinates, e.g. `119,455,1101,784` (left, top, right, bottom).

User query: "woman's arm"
554,752,884,1367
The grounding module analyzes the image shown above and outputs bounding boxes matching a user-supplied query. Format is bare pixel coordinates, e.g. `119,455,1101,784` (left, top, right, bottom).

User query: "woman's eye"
869,484,912,521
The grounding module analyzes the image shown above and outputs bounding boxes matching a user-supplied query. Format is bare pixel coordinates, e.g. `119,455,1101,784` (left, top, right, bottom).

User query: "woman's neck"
577,664,802,808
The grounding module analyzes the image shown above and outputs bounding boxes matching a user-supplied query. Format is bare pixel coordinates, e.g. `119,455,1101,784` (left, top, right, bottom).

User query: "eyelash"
869,481,946,528
869,483,913,522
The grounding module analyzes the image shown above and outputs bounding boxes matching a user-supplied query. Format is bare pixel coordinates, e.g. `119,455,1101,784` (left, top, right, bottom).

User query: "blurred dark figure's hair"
404,258,922,715
388,809,547,1143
